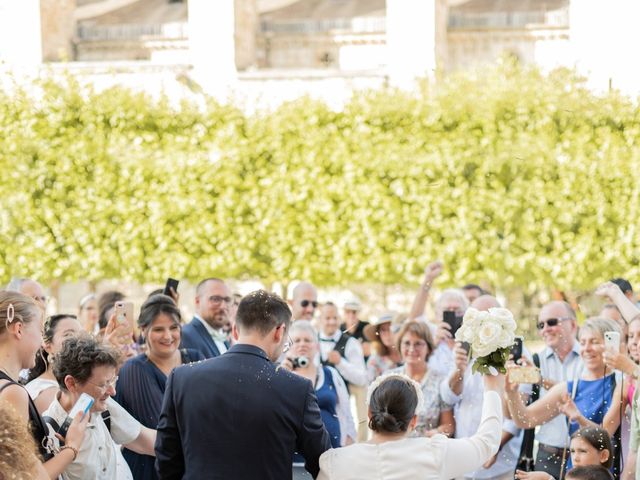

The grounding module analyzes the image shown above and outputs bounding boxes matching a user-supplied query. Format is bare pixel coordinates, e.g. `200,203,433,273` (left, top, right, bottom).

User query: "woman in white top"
317,372,503,480
26,314,82,413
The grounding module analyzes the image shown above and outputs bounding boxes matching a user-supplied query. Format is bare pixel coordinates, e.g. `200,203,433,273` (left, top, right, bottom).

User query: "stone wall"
40,0,76,61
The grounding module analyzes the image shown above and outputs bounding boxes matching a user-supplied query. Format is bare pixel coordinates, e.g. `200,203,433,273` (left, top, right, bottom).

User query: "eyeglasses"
537,317,571,330
32,295,48,304
86,376,118,391
300,300,318,308
208,296,232,305
401,340,428,350
282,334,294,354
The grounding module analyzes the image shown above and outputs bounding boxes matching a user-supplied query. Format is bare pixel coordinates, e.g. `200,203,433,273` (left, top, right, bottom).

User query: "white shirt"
317,390,503,480
535,341,583,448
194,315,228,355
440,363,528,479
44,397,141,480
318,331,367,386
25,377,57,402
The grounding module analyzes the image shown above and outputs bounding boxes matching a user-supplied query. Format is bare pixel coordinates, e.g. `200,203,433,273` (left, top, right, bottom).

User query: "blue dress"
566,374,616,469
115,349,204,480
293,366,341,465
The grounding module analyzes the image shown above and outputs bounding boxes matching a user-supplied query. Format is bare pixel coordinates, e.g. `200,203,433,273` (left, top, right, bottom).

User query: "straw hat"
363,312,395,342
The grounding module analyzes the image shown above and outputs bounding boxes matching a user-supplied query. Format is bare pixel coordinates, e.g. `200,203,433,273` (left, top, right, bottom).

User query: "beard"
203,311,228,329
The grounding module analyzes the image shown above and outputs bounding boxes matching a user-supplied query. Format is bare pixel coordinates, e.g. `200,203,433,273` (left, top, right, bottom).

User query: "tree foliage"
1,62,639,291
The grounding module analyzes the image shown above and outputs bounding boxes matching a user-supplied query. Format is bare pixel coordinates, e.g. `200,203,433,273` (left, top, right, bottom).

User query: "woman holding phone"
115,294,204,480
0,291,88,479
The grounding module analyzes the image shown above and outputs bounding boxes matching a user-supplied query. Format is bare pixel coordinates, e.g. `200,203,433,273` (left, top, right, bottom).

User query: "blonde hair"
0,400,40,478
0,291,41,336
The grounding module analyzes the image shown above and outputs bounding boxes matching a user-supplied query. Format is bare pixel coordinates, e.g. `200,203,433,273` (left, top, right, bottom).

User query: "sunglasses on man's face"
537,317,571,330
300,300,318,308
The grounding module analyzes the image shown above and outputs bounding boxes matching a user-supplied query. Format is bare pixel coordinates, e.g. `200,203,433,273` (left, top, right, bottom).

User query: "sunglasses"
537,317,571,330
300,300,318,308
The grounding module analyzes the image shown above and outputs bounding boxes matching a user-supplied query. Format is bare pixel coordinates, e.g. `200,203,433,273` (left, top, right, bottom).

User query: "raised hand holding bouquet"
455,307,517,374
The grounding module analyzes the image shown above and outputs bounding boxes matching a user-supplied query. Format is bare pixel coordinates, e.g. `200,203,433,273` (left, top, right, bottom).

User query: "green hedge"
2,61,639,291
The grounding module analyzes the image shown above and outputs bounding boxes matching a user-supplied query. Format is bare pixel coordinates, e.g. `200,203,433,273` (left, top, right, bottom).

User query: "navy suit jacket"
180,317,225,359
155,344,331,480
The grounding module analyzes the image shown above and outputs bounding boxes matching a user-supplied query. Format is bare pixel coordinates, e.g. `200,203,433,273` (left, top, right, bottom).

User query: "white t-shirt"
25,377,57,401
44,397,141,480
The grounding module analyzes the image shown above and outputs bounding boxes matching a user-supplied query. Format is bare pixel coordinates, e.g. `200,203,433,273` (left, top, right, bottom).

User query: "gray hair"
5,277,28,292
289,320,318,341
580,317,621,339
435,289,469,314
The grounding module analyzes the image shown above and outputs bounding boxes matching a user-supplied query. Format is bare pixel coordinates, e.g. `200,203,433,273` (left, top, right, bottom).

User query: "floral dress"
389,365,451,436
366,354,402,382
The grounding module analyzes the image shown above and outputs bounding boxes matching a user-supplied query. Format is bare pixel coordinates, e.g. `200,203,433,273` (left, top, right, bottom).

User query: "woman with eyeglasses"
317,371,504,480
26,314,82,413
45,334,157,480
506,318,624,475
0,291,89,479
114,294,204,480
388,321,455,437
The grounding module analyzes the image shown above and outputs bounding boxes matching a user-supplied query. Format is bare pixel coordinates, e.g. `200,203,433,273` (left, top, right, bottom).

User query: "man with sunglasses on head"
528,301,583,479
290,281,318,322
180,278,231,359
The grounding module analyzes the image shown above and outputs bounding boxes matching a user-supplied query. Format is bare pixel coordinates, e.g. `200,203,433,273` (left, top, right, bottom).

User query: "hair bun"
369,410,405,433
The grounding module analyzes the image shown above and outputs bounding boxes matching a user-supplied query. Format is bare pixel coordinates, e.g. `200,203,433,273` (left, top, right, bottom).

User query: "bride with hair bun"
317,372,504,480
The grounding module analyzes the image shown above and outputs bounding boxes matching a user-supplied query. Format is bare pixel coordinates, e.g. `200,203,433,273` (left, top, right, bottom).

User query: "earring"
5,303,14,330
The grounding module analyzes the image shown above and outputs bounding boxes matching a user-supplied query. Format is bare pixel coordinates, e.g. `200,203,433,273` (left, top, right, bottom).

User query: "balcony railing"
448,8,569,29
261,16,386,34
77,22,188,41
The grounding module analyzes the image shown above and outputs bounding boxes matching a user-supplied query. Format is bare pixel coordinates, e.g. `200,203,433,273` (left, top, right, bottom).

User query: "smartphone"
58,393,94,437
510,336,524,362
443,310,461,336
163,278,179,297
507,365,541,384
604,331,621,353
114,301,134,335
460,341,471,354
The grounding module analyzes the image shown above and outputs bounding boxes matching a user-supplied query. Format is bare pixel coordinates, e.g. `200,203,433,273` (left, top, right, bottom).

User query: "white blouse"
317,390,503,480
25,377,57,401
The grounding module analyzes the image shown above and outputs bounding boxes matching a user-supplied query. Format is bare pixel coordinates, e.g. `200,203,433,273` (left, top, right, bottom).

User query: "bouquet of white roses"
455,307,517,375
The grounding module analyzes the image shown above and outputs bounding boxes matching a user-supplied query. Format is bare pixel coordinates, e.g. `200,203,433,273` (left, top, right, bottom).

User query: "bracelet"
422,281,432,292
59,445,79,461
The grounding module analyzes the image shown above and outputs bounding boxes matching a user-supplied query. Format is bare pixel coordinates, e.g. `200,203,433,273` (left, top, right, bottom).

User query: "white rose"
488,307,517,332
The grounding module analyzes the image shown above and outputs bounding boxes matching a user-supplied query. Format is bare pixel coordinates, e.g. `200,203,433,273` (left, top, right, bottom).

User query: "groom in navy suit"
180,278,231,359
156,290,331,479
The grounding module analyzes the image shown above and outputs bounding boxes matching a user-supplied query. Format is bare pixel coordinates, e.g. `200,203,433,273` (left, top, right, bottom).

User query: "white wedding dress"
317,391,502,480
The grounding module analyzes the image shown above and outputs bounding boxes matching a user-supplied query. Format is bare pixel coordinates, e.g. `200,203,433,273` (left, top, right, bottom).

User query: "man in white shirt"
441,295,527,480
181,278,230,358
530,301,583,479
44,335,156,480
318,302,367,388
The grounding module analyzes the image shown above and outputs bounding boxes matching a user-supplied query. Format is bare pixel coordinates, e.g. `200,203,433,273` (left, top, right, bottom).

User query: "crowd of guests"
0,266,639,480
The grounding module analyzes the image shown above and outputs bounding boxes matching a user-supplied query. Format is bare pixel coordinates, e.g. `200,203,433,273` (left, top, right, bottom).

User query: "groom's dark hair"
236,290,291,336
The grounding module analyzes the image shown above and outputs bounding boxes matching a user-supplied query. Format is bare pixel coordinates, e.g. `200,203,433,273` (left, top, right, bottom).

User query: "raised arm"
438,374,503,479
408,261,443,321
596,282,640,323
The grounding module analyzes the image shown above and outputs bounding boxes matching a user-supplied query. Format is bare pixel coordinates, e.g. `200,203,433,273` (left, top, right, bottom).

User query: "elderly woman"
506,318,623,474
281,320,356,448
364,313,402,382
317,371,503,479
389,321,454,437
115,294,204,480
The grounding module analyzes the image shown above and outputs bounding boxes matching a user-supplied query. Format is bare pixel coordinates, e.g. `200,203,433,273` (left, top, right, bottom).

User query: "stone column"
386,0,447,88
570,0,640,95
188,0,237,96
0,0,43,67
234,0,258,71
40,0,76,61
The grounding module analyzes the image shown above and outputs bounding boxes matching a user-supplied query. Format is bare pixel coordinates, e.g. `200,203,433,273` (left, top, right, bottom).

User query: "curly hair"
0,400,40,478
52,334,120,390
